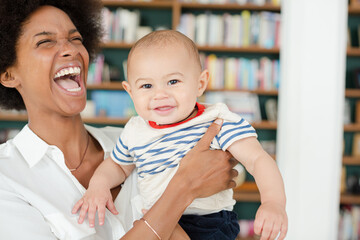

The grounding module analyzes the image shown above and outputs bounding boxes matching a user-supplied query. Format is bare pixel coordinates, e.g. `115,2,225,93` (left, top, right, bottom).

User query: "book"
195,13,208,46
91,90,135,118
224,58,237,89
204,91,261,123
207,54,218,89
265,98,277,121
178,11,281,48
202,53,279,91
101,7,143,43
241,10,251,47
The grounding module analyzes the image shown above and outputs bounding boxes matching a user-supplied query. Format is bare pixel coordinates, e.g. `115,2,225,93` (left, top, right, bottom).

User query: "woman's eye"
71,36,83,43
168,79,179,85
141,84,152,89
36,39,53,47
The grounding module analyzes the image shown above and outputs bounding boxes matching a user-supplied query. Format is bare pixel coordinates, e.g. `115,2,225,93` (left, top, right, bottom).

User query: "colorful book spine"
178,11,281,48
203,54,279,91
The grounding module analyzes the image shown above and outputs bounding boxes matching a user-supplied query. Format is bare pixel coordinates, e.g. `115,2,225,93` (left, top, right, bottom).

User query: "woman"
0,0,237,239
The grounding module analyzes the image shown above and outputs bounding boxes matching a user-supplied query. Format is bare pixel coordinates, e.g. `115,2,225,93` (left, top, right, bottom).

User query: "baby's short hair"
128,30,202,71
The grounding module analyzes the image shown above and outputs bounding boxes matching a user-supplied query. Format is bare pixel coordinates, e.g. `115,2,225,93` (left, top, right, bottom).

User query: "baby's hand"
72,185,118,228
254,202,288,240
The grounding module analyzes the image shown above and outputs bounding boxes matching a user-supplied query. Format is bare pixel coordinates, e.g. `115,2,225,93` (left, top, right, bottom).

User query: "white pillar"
277,0,347,239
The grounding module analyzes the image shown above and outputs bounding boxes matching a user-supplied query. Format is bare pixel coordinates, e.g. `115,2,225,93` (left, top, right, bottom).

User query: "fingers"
254,216,264,237
106,200,118,215
142,209,149,215
88,204,97,228
194,118,223,150
72,199,84,214
277,221,288,240
98,204,106,226
228,179,236,189
229,157,237,168
269,221,281,240
78,202,89,224
254,218,287,240
259,222,274,240
230,168,239,178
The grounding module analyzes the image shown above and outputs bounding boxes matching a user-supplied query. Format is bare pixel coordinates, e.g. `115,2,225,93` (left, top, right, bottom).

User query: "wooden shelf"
198,45,280,53
347,47,360,57
88,82,279,94
102,0,173,8
343,156,360,165
251,121,277,130
0,113,28,122
340,193,360,204
0,114,130,125
87,82,124,90
0,113,277,129
345,89,360,98
348,5,360,15
179,2,280,11
344,123,360,132
205,88,278,95
233,182,260,202
100,41,280,54
83,116,129,125
102,0,281,11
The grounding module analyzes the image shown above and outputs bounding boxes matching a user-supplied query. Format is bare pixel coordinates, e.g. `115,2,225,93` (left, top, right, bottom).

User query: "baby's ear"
197,69,209,97
0,70,20,88
122,81,133,98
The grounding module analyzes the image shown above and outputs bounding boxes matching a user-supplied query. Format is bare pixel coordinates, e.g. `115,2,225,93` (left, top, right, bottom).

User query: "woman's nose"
59,40,78,58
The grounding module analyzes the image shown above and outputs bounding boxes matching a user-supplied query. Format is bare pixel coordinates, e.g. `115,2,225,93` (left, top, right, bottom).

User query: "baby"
73,30,287,240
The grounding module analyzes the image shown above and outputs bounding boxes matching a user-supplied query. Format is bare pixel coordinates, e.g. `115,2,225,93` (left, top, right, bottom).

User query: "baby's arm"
227,137,287,240
72,157,135,227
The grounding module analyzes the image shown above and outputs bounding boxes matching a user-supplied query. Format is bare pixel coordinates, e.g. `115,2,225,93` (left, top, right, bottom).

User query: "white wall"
277,0,347,239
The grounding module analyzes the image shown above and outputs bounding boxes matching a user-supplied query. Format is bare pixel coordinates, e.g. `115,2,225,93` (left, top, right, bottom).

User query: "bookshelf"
338,3,360,239
0,112,276,129
344,0,360,207
0,1,280,239
101,41,280,53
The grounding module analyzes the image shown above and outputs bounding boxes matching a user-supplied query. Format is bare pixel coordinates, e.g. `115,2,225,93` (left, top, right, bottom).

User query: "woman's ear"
122,81,133,98
197,69,209,97
0,70,20,88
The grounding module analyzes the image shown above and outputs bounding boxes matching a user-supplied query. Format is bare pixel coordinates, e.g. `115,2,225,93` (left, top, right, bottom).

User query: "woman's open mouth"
53,66,82,92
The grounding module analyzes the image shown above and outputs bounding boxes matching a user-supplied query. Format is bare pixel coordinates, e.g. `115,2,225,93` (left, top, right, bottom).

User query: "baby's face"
123,43,207,125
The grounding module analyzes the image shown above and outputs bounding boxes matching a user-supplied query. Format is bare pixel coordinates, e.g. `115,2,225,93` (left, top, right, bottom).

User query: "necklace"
69,133,90,172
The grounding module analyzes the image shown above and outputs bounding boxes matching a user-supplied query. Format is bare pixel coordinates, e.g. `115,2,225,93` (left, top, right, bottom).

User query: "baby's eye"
141,84,152,89
168,79,179,85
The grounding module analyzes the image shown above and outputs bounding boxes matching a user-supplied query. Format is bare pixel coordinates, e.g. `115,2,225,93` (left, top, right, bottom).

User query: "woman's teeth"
54,66,82,92
54,67,81,78
67,87,81,92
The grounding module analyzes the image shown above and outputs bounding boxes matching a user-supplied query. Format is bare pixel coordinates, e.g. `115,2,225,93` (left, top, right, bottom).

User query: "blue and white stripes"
112,121,211,178
111,108,256,179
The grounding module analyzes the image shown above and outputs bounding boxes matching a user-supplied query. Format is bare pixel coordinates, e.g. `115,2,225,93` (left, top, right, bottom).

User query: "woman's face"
9,5,89,118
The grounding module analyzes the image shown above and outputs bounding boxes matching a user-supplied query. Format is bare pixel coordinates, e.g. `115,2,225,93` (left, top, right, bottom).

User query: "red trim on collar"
148,102,205,129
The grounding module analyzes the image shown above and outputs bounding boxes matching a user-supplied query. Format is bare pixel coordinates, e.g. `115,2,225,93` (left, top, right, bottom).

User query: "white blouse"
0,125,141,240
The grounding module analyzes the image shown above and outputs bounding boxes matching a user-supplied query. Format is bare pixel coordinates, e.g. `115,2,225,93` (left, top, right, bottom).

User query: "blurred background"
0,0,355,239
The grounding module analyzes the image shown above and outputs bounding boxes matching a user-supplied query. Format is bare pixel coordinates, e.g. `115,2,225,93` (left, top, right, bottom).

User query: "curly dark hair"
0,0,104,110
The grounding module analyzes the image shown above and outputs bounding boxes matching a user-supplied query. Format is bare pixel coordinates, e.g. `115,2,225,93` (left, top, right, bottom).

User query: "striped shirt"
111,103,257,215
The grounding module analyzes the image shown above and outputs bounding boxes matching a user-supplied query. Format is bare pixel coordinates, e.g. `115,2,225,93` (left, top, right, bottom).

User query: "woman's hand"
174,119,238,200
122,119,238,240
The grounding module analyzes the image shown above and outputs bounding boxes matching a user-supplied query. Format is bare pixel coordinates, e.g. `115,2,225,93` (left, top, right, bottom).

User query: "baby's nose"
153,88,168,99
